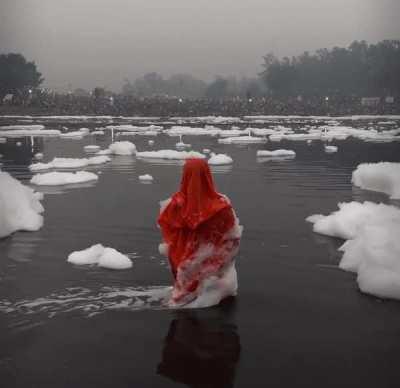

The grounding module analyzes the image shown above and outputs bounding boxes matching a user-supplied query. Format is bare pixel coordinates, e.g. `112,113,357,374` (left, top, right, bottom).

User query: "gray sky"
1,0,399,91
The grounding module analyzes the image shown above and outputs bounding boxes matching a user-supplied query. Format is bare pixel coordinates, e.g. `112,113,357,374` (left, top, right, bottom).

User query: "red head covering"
158,158,230,230
158,159,235,279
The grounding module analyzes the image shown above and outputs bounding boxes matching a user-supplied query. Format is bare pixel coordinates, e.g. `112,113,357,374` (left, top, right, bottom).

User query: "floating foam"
325,145,338,153
257,149,296,157
0,172,44,238
307,201,400,300
352,162,400,199
109,141,136,155
139,174,154,182
218,136,266,144
31,171,98,186
136,150,205,160
208,153,233,165
67,244,132,269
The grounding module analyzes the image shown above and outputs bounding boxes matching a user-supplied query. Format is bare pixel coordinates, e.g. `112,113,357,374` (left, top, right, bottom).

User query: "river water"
1,116,400,387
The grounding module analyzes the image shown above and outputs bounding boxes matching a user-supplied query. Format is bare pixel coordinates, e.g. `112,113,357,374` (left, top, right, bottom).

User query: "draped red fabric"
158,159,239,302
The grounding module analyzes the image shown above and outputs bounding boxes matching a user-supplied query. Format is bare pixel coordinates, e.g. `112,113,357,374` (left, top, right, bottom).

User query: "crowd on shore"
1,92,399,117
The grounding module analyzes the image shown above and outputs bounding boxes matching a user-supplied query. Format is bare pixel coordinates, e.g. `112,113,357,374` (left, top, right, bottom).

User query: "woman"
158,158,242,307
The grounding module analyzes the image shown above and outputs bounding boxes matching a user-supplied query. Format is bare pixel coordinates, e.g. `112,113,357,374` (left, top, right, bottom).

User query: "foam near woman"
158,158,243,308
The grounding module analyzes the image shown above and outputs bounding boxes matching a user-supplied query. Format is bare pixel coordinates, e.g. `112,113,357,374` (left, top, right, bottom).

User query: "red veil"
158,159,240,304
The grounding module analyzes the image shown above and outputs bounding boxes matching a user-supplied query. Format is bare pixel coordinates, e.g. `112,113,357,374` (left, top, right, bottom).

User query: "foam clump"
325,145,338,153
67,244,132,269
29,156,110,171
139,174,154,182
306,201,400,300
352,162,400,199
218,136,266,144
257,149,296,157
30,171,98,186
109,141,136,155
208,153,233,165
136,150,205,160
0,172,44,238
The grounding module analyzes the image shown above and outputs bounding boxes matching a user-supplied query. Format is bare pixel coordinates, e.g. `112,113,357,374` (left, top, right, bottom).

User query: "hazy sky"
1,0,399,91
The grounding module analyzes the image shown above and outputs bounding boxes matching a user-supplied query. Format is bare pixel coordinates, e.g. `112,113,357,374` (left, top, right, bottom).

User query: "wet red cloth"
158,159,238,301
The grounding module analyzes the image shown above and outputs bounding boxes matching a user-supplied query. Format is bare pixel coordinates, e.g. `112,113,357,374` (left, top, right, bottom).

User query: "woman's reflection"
157,298,241,388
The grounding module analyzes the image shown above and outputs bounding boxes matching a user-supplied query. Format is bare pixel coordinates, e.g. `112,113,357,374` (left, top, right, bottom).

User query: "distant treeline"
1,40,399,101
261,40,400,97
121,73,266,99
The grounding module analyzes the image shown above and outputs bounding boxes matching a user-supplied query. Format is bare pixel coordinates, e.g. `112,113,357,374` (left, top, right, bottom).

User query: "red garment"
158,158,240,303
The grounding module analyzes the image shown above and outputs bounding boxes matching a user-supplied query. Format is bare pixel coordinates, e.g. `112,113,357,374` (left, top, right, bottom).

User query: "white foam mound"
166,126,221,136
257,149,296,157
29,156,110,171
218,136,266,144
67,244,132,269
30,171,98,186
306,201,400,300
109,141,136,155
184,262,238,308
352,162,400,199
325,145,338,153
139,174,154,182
136,150,205,160
208,153,233,165
0,172,44,238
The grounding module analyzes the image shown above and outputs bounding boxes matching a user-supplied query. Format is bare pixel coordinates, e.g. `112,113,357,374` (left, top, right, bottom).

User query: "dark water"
1,116,400,387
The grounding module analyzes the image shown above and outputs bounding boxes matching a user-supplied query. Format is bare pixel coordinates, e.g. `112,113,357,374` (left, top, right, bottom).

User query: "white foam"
166,126,221,136
218,135,267,144
325,145,338,153
0,172,44,238
108,141,136,155
307,201,400,300
352,162,400,199
139,174,154,182
29,156,110,172
68,244,132,269
31,171,98,186
257,149,296,157
208,153,233,165
136,150,205,160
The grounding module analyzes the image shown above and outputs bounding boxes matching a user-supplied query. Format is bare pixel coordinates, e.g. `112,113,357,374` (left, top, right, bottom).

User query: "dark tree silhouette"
260,40,400,97
0,53,43,97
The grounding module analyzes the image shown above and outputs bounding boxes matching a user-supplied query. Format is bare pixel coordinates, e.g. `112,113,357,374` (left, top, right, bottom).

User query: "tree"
0,53,43,97
260,40,400,97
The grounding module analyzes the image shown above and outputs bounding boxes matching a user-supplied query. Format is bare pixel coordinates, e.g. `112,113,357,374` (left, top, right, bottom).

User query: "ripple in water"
0,285,172,324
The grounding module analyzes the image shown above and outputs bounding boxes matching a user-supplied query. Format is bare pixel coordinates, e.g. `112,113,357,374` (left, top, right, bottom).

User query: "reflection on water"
158,299,240,388
5,234,43,262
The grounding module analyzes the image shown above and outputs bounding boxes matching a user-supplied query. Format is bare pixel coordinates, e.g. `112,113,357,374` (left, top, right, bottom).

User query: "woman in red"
158,158,242,307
